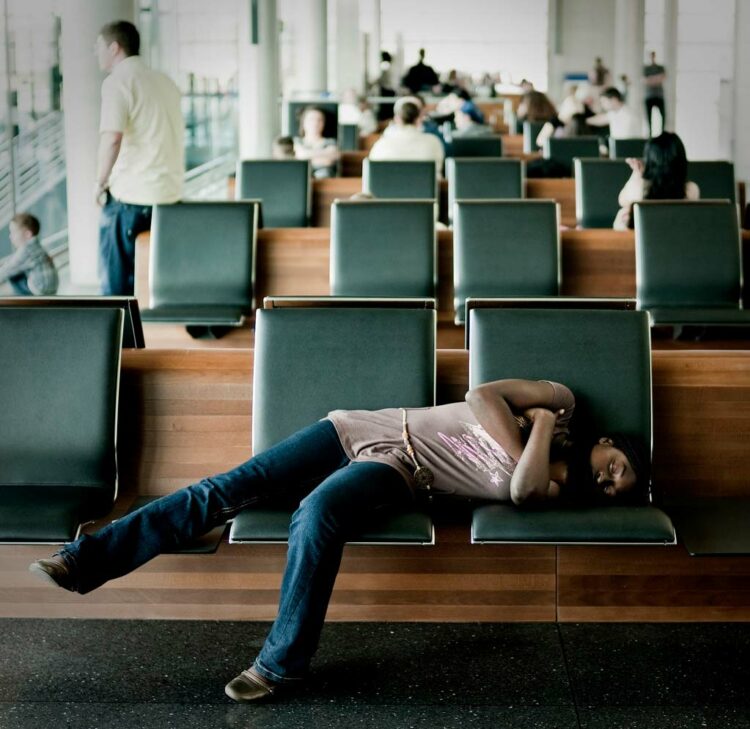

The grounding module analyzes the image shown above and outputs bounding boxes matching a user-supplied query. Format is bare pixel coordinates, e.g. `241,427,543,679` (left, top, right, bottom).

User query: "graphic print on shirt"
437,421,516,489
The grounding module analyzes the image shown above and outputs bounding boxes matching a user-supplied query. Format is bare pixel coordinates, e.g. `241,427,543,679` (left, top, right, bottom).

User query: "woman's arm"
509,408,560,505
465,379,559,461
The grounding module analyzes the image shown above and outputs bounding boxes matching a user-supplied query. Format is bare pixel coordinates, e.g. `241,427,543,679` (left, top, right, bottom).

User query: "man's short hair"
99,21,140,57
601,86,623,102
11,212,40,237
396,101,420,125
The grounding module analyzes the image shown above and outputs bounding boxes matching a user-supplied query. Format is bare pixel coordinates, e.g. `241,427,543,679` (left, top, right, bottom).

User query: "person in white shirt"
94,20,184,295
368,100,444,169
587,87,642,140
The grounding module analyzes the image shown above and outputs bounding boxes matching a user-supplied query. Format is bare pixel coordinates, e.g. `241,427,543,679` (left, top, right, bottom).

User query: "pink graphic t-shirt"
327,381,575,501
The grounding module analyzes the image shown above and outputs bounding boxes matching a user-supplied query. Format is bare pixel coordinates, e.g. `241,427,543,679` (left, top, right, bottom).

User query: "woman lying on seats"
613,131,700,230
30,378,648,703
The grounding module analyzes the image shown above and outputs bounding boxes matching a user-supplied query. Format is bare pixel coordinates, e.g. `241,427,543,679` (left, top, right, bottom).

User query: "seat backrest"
236,159,310,227
447,158,523,221
634,200,741,309
0,307,123,490
330,200,436,297
608,137,647,159
363,159,438,200
448,136,503,158
543,137,601,174
468,307,651,446
252,306,436,452
522,121,545,152
687,161,736,203
338,123,359,151
149,201,257,310
574,158,632,228
452,201,560,324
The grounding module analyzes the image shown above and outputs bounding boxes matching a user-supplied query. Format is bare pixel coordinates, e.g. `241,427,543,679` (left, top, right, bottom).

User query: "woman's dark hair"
557,432,651,507
524,91,558,123
642,132,689,200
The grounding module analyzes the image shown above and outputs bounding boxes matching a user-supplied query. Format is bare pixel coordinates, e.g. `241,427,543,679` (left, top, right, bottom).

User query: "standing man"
401,49,440,94
94,21,183,296
643,51,666,137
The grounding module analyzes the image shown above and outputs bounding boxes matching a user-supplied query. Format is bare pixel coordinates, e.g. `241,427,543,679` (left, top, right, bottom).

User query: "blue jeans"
59,419,412,682
99,193,152,295
9,274,31,295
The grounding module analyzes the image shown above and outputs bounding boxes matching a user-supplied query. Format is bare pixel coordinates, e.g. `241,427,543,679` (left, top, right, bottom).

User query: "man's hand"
94,181,108,207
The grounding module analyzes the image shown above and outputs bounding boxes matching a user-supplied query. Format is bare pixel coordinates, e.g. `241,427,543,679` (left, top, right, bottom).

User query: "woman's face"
302,110,325,138
589,438,637,498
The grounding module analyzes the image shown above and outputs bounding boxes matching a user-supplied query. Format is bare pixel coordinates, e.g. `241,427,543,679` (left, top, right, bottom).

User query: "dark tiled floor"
1,620,750,728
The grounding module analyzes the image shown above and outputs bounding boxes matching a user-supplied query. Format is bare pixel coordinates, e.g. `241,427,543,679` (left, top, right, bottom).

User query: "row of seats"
521,121,647,159
139,199,746,332
0,299,676,549
235,157,739,228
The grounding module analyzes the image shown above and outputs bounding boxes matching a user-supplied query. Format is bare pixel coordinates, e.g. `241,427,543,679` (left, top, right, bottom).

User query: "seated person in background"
31,379,649,703
293,106,340,179
613,131,699,230
516,90,559,126
0,213,58,295
338,89,378,137
369,100,445,169
587,87,642,139
451,102,494,138
272,135,295,160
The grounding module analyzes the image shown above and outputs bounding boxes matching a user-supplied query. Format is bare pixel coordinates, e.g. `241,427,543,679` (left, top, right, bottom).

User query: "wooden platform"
4,348,750,622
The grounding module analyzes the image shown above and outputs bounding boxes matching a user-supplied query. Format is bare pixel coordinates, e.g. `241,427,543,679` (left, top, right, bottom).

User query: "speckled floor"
1,620,750,728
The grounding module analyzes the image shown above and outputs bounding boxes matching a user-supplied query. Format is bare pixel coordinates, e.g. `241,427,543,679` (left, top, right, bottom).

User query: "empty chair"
0,307,123,542
574,158,632,228
608,137,647,159
543,137,601,176
467,302,675,545
229,299,436,544
447,136,503,158
447,158,524,223
141,201,257,328
634,200,747,327
522,121,545,153
362,159,438,200
236,159,311,227
331,200,436,297
687,161,736,203
452,200,560,324
338,123,359,151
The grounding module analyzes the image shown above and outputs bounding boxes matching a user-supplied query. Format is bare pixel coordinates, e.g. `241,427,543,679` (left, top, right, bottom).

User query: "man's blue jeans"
59,419,412,683
99,193,152,296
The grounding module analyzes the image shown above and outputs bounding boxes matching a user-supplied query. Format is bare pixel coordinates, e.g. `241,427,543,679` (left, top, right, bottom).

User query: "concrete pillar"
733,0,750,183
238,0,280,158
334,0,361,95
662,0,678,131
61,0,133,287
290,0,327,95
614,0,645,129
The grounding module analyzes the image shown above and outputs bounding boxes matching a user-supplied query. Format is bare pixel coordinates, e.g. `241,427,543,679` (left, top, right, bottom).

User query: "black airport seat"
236,159,311,227
362,159,438,200
574,158,632,228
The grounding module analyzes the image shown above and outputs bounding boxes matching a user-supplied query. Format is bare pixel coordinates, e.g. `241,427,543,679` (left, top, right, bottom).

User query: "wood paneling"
4,348,750,621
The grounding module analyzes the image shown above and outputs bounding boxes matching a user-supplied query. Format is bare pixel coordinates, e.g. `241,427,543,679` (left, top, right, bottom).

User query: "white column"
61,0,133,287
614,0,645,128
238,0,280,158
662,0,678,130
289,0,327,95
334,0,361,94
733,0,750,183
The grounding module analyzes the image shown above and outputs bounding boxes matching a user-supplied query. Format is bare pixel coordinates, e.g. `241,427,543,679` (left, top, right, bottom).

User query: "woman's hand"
523,406,565,425
626,157,644,175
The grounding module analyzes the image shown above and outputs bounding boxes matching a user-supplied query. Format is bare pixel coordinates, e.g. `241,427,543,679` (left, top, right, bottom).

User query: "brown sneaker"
224,666,280,703
28,555,77,592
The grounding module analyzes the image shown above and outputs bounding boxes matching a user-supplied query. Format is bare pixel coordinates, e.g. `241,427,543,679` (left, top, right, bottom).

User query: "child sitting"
0,213,58,295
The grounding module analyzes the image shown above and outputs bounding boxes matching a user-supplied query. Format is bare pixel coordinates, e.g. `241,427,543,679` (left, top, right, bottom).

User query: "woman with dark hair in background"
613,131,700,230
30,379,649,703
